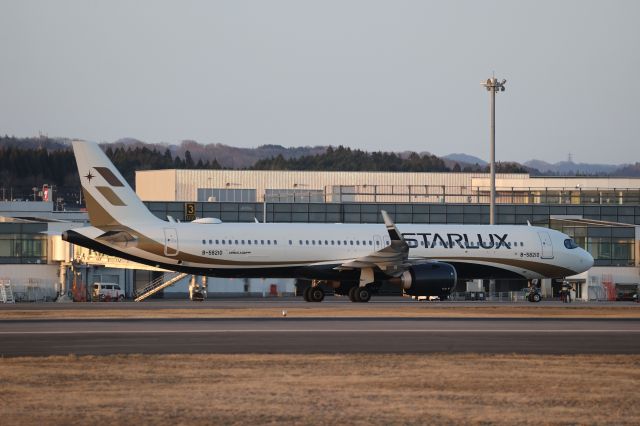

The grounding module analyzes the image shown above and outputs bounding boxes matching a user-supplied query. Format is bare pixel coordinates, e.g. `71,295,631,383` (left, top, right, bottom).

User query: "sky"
0,0,639,164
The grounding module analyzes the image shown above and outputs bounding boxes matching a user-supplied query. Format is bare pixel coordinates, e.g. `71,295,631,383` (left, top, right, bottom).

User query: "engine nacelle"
393,262,457,297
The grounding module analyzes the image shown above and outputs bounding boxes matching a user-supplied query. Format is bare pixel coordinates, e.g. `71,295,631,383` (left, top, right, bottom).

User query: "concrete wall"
136,170,525,202
0,264,59,301
572,266,640,301
135,170,176,201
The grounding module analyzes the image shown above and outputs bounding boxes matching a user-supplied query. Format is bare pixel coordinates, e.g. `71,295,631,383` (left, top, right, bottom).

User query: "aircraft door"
164,228,179,256
538,232,554,259
382,235,391,248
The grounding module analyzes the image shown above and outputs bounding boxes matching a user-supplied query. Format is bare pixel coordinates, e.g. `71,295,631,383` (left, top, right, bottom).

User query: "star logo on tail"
84,170,95,182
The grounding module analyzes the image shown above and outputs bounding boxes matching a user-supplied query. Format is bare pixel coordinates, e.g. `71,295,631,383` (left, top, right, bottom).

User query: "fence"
449,291,535,302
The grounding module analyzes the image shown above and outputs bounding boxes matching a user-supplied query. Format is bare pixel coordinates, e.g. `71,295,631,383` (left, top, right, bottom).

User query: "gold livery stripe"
96,186,127,206
94,167,125,187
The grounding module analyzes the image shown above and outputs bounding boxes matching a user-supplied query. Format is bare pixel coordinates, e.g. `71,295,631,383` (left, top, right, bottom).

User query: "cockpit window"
564,239,579,249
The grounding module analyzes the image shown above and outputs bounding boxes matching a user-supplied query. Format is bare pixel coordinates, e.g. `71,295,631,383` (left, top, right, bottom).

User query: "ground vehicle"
521,287,542,303
92,283,125,302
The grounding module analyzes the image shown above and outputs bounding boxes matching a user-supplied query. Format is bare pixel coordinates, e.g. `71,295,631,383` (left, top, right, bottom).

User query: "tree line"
0,137,220,201
0,137,529,202
252,145,529,173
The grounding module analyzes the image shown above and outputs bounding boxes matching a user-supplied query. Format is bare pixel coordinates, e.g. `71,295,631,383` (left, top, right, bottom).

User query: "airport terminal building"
1,170,639,302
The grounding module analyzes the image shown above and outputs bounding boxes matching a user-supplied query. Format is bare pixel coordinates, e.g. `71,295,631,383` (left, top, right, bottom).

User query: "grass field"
1,353,639,425
0,304,639,320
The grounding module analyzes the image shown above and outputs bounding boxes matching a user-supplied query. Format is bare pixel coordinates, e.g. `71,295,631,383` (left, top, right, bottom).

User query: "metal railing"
324,185,640,205
134,272,188,302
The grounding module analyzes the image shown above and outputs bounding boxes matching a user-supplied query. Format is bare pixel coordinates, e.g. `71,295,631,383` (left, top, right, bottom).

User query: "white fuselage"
69,221,593,280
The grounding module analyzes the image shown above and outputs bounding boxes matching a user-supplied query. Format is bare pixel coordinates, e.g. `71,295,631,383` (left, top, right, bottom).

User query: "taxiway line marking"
0,329,639,335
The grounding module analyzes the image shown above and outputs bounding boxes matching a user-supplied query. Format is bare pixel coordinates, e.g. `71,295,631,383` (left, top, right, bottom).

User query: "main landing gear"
303,285,325,302
348,286,371,303
302,281,373,303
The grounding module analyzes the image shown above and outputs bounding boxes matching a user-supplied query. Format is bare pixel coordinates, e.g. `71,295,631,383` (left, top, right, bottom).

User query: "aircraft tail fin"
72,140,161,228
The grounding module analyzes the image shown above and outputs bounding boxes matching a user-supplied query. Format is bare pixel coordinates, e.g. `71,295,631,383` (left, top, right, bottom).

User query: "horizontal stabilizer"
96,230,138,248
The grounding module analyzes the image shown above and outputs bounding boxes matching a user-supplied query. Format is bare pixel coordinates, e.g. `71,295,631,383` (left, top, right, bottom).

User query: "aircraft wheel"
309,286,325,302
356,287,371,303
303,286,311,302
348,287,359,302
532,293,541,303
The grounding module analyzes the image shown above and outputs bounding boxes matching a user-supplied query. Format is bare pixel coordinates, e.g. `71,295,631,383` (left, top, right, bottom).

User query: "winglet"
381,210,404,242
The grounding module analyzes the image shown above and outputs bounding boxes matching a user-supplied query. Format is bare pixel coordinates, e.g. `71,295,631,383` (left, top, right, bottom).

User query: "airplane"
62,140,594,302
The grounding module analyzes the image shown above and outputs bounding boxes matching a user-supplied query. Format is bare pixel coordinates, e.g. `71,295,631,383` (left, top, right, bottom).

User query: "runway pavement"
2,297,637,310
1,317,639,356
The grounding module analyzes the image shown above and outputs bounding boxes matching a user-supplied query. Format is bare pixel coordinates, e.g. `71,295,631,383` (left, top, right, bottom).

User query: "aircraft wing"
335,210,411,279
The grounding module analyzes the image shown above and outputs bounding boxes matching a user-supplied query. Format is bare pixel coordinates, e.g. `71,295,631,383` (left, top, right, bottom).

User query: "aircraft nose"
579,249,594,271
585,250,594,269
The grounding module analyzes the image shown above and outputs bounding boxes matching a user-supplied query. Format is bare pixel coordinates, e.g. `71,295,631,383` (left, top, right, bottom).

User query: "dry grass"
0,354,639,425
0,305,639,320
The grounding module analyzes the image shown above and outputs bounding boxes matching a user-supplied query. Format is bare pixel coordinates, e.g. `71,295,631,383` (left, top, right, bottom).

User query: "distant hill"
1,135,637,180
443,153,487,166
524,159,621,175
611,163,640,177
107,138,327,169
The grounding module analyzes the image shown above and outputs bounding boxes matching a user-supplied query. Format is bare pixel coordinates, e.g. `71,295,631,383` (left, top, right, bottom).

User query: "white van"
92,283,125,302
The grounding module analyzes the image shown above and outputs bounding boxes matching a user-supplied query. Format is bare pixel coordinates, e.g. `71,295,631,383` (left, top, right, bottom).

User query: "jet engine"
390,262,457,297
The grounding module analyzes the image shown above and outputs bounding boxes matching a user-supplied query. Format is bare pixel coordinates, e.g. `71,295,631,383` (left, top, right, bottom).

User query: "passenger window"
337,241,341,245
306,240,309,245
261,240,264,245
241,240,245,245
234,240,238,245
267,240,271,245
325,240,328,245
299,240,303,245
312,240,316,245
350,241,353,246
221,240,225,245
215,240,219,244
209,239,212,244
331,240,335,245
202,240,206,244
318,240,322,245
356,241,360,245
375,241,380,246
289,240,292,245
248,240,252,245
